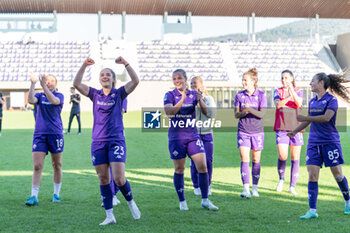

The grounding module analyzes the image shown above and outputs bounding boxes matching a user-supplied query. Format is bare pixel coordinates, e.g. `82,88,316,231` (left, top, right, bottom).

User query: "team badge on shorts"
143,110,161,129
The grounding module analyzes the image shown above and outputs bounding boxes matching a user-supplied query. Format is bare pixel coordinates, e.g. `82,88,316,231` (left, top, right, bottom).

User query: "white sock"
310,208,317,213
31,186,39,197
202,198,208,202
346,200,350,205
54,183,61,196
252,185,258,190
106,208,114,218
243,184,250,192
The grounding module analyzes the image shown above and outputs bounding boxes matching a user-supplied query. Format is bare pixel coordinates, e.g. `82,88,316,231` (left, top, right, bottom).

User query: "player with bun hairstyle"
274,70,303,195
234,68,267,198
25,73,64,206
288,72,350,219
74,57,140,225
190,76,216,196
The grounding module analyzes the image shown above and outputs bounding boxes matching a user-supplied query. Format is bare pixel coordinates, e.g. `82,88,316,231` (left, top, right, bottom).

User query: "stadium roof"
1,0,350,18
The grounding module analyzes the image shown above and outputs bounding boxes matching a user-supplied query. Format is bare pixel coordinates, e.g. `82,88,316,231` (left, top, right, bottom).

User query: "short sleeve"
35,93,41,99
327,97,338,113
260,92,268,109
88,87,96,101
119,86,128,101
57,93,64,106
164,92,174,106
273,89,281,100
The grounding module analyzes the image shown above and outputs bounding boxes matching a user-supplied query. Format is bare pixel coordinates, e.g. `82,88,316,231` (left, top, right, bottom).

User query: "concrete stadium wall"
336,33,350,70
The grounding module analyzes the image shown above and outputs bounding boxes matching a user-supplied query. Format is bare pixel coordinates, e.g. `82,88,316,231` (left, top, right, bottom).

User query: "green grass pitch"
0,111,349,232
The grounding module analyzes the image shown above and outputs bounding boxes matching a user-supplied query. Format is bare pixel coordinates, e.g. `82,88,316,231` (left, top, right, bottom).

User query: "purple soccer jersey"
34,92,64,134
88,86,128,141
164,89,199,140
308,92,340,144
234,89,267,133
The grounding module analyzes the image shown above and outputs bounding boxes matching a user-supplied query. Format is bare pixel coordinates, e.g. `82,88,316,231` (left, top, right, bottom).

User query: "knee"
115,177,126,187
196,163,207,173
175,167,185,174
252,158,260,163
98,174,109,185
33,163,43,172
52,161,62,171
308,174,318,182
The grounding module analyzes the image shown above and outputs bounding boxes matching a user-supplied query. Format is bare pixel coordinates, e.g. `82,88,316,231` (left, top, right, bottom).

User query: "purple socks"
100,184,113,210
308,182,318,209
174,173,185,201
252,162,261,185
118,179,133,201
277,159,286,180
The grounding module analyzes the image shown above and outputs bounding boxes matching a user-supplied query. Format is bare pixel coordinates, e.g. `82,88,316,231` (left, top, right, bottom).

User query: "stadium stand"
136,41,229,81
0,41,91,81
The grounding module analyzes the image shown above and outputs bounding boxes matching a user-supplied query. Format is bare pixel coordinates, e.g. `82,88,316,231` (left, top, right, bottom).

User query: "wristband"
125,64,129,68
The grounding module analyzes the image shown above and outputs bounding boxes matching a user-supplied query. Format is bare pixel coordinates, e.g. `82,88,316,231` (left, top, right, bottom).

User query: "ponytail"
316,72,350,103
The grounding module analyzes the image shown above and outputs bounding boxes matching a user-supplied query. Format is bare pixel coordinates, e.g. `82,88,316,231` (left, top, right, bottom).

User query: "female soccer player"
288,72,350,219
190,76,216,196
164,69,218,211
234,68,267,198
25,74,64,206
66,87,81,135
74,57,140,225
274,70,303,195
0,92,4,137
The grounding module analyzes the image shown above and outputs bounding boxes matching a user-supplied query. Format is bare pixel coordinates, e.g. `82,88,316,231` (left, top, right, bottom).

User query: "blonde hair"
192,76,208,95
243,68,258,89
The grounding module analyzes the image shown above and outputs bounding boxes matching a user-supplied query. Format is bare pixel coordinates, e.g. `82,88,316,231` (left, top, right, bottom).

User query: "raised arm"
73,58,94,96
115,56,139,94
39,74,60,105
28,74,38,104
